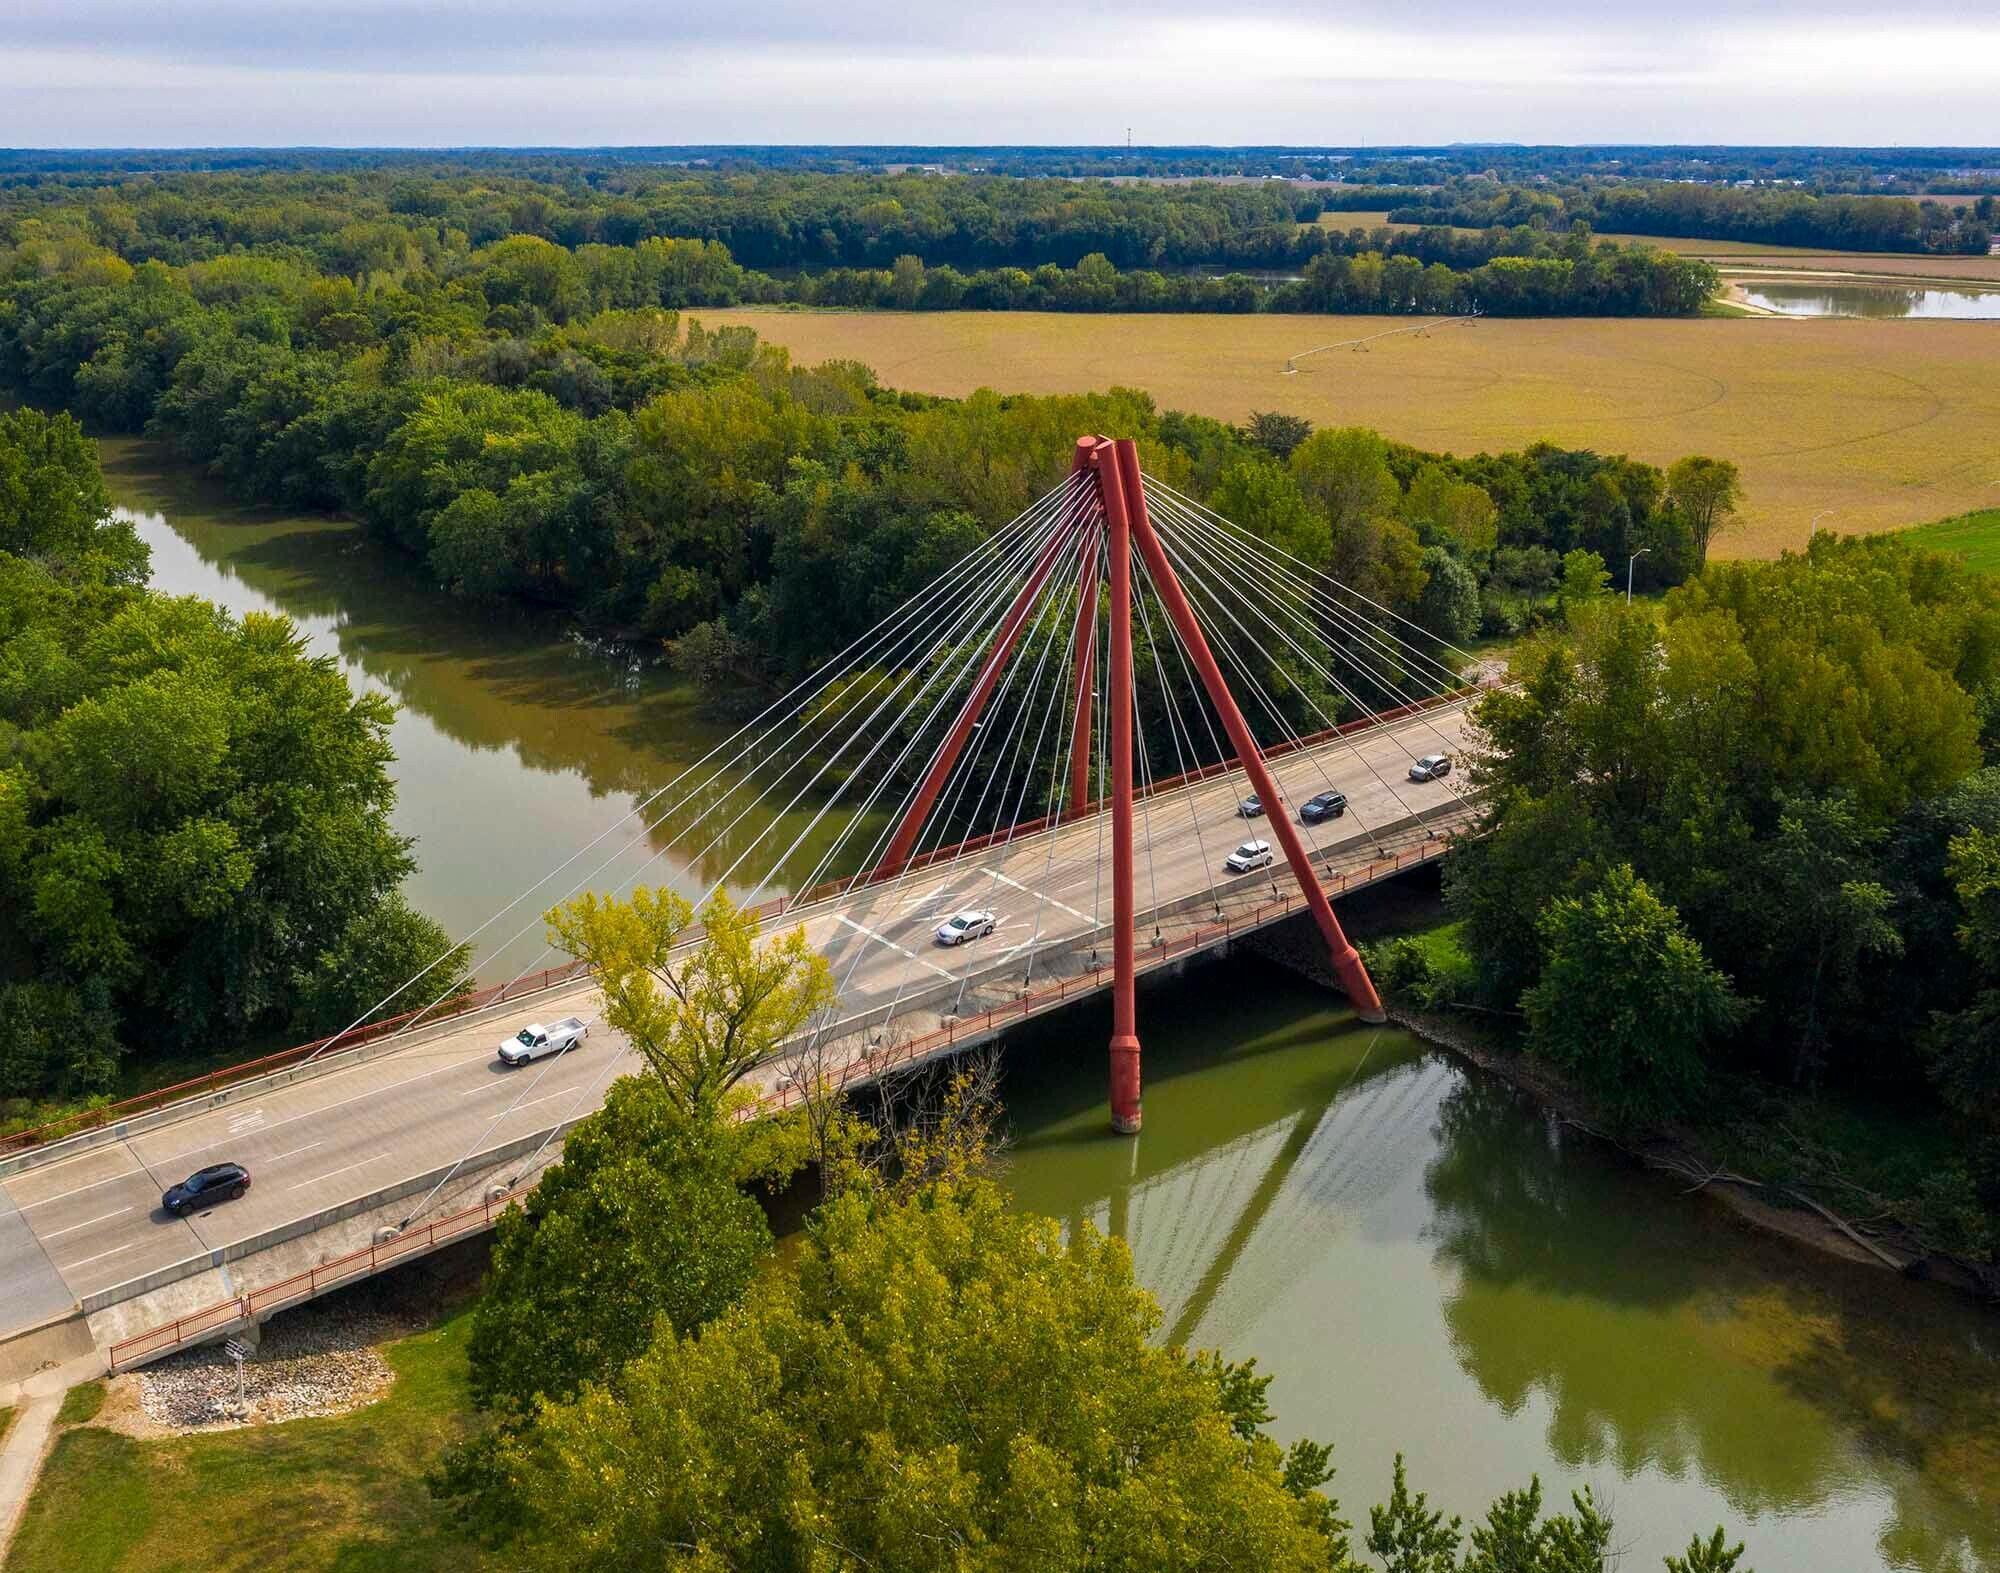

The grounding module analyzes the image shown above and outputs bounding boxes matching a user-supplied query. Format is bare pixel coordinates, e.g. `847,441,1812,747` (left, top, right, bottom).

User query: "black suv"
162,1162,251,1216
1300,790,1348,824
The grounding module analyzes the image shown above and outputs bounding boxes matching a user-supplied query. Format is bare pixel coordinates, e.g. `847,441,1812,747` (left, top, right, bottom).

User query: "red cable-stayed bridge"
0,438,1487,1373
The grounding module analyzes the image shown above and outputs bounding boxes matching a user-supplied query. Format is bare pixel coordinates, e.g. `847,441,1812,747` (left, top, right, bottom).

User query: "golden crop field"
1313,210,1397,230
706,308,2000,557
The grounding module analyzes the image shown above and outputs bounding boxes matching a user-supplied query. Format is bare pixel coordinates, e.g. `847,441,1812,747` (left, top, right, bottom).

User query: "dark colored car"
1300,790,1348,823
162,1162,250,1216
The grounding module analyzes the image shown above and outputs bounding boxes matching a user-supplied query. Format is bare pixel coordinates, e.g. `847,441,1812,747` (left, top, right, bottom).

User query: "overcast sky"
4,1,1997,148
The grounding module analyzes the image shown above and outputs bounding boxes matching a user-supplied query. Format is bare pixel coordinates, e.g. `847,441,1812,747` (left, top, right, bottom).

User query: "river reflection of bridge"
1059,1036,1448,1348
1015,989,2000,1573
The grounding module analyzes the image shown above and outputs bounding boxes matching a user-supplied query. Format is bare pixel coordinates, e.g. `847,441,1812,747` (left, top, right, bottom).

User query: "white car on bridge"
935,909,998,946
1226,839,1275,873
498,1016,588,1066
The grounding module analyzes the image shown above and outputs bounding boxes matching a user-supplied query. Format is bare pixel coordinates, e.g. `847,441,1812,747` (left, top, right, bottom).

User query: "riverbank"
1249,884,1996,1304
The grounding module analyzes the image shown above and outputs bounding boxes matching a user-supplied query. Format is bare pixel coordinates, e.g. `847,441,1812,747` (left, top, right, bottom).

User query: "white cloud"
2,9,1996,145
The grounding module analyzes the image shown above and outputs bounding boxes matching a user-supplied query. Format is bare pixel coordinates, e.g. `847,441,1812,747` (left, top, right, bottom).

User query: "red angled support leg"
1113,439,1386,1024
876,514,1079,877
1094,440,1145,1133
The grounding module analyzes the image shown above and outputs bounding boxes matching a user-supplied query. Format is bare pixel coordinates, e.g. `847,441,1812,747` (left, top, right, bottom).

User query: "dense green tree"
289,892,474,1036
480,1180,1358,1572
1521,864,1748,1124
1665,456,1743,569
463,1075,787,1423
0,422,454,1099
0,408,146,584
1416,546,1481,644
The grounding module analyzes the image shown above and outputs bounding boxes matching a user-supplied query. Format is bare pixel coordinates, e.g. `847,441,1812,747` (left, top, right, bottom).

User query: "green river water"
105,439,2000,1573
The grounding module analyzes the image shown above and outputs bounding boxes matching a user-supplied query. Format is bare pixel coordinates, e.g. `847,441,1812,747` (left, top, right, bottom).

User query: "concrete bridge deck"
0,701,1475,1371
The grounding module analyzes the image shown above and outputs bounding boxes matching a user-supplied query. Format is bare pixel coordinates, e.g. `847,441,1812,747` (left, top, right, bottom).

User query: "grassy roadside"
4,1307,484,1573
1901,507,2000,574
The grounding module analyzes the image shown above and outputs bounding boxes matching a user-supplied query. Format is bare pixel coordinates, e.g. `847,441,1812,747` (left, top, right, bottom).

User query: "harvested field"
1313,210,1396,230
705,308,2000,557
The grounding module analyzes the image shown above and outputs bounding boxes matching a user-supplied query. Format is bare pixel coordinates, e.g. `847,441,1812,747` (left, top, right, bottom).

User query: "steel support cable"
1127,640,1167,937
399,497,1086,1228
1154,498,1470,734
307,490,1063,1065
775,482,1102,909
1144,472,1483,676
1130,558,1227,916
868,526,1082,1030
1157,496,1471,754
766,504,1095,1043
1153,497,1470,775
1152,496,1480,796
1154,514,1445,792
693,481,1085,898
1147,524,1406,855
720,490,1096,924
945,534,1093,1009
1016,609,1094,996
1140,558,1240,914
378,497,1064,1052
396,500,1095,1231
816,481,1101,907
804,516,1099,1060
1146,484,1456,703
1150,527,1421,856
684,497,1082,914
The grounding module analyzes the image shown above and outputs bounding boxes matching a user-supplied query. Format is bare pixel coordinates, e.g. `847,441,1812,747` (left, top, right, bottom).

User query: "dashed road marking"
836,915,957,980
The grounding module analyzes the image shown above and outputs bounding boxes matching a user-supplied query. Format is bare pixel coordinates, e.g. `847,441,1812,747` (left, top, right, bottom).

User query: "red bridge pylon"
878,434,1386,1135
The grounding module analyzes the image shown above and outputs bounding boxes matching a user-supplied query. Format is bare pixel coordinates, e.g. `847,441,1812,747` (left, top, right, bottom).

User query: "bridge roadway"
0,703,1473,1342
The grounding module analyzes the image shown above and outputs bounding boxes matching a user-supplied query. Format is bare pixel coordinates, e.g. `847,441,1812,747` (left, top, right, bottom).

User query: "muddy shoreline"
1391,1002,1997,1303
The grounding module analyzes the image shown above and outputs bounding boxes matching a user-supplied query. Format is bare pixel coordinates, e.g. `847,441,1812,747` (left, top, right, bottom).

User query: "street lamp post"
1809,509,1835,547
1627,548,1649,605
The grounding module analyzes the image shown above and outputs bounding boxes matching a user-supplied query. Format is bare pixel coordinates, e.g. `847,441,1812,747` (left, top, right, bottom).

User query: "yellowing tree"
547,887,835,1117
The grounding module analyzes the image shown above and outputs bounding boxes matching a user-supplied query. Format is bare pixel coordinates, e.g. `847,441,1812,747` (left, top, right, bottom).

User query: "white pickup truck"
497,1016,588,1067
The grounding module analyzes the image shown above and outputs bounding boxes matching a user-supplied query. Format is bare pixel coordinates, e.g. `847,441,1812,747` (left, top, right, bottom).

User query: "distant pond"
1737,279,2000,319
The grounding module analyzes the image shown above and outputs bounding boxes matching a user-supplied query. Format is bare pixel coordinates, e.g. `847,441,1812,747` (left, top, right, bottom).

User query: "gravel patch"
129,1292,417,1433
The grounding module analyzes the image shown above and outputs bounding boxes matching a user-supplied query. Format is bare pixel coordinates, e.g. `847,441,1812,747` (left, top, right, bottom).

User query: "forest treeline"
1376,540,2000,1273
0,408,469,1110
0,166,1714,313
3,141,1990,192
1388,182,1995,255
0,229,1727,665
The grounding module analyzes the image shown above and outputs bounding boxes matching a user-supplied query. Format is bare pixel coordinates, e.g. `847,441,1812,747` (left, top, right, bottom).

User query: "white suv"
1226,839,1274,873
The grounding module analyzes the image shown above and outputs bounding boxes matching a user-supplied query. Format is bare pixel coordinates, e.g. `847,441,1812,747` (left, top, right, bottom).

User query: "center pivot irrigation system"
298,434,1474,1201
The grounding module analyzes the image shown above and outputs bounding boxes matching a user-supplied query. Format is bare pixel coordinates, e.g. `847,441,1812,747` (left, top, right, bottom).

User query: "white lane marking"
263,1142,323,1165
41,1207,134,1240
987,870,1092,923
287,1153,391,1191
17,1168,146,1210
506,1088,595,1114
151,1054,481,1167
835,915,957,980
61,1239,149,1271
227,1109,265,1135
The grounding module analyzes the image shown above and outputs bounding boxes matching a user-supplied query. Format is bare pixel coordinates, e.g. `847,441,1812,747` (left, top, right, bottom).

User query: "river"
106,440,2000,1573
1734,278,2000,319
102,438,876,985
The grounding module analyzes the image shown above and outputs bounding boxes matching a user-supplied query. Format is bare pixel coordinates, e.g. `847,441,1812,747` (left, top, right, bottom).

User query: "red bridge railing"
104,828,1457,1372
9,692,1481,1163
